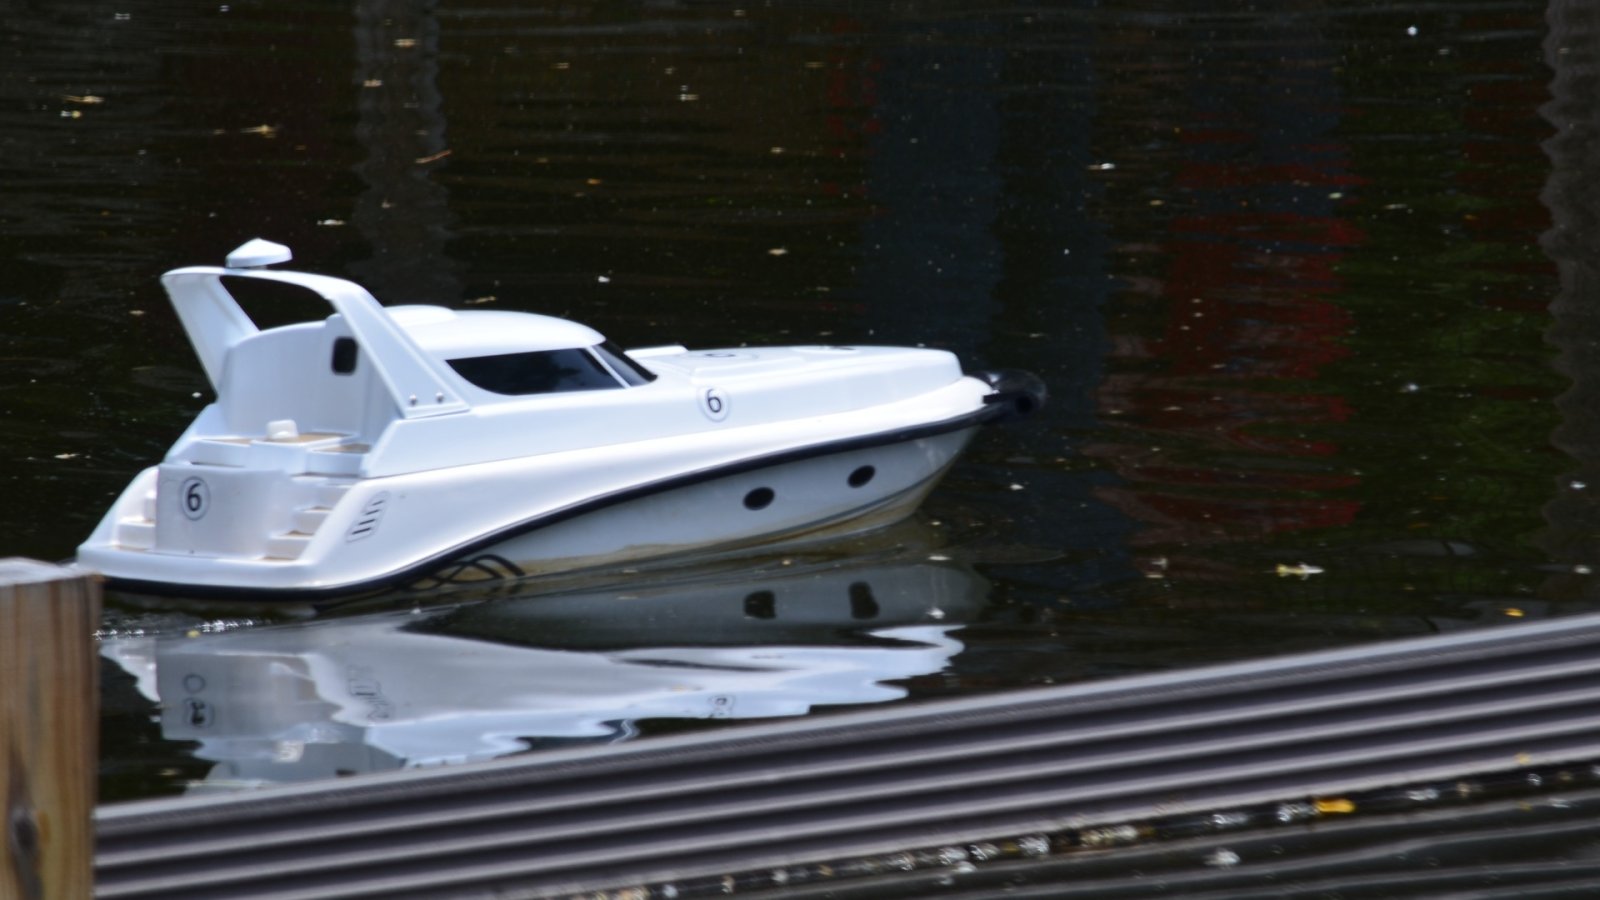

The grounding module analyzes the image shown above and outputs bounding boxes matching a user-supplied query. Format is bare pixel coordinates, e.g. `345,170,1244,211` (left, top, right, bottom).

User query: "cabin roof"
389,305,607,359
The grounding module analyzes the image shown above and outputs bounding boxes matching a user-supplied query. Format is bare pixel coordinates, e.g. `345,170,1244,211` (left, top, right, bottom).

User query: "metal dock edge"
95,610,1600,899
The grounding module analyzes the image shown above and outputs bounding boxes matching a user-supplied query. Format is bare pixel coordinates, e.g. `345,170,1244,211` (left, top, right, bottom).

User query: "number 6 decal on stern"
701,387,730,422
180,476,210,520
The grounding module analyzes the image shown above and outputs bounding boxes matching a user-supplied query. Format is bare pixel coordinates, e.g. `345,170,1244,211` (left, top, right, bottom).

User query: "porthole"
849,582,879,620
848,465,876,488
743,590,776,619
743,487,775,510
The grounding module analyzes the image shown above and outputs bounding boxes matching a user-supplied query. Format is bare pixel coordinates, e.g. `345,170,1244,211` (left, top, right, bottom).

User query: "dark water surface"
3,1,1597,804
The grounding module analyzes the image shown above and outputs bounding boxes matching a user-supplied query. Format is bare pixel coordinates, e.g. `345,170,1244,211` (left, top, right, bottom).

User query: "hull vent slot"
345,492,390,543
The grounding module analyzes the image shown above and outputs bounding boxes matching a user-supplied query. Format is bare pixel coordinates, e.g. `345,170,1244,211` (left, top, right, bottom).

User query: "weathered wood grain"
1,560,99,900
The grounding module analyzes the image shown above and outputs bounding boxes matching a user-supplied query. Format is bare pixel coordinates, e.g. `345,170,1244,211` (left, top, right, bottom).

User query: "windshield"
447,348,621,395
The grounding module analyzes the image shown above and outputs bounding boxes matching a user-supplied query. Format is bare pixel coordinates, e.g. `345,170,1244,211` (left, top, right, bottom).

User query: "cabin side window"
331,337,359,374
447,348,623,395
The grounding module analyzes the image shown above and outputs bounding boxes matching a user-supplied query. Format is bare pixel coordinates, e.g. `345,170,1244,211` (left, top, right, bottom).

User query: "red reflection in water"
1088,65,1364,555
820,16,880,196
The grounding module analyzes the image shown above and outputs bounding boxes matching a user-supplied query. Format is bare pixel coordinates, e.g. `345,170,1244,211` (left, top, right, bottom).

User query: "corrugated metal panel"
756,781,1600,899
95,610,1600,899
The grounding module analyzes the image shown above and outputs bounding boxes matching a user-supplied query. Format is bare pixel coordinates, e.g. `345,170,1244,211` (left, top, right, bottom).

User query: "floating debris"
1210,810,1251,829
1276,801,1318,823
967,842,1001,861
1016,835,1051,857
1315,797,1356,814
1079,824,1141,848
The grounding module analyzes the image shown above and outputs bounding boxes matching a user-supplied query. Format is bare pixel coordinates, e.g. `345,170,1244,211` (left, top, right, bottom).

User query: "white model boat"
78,239,1043,600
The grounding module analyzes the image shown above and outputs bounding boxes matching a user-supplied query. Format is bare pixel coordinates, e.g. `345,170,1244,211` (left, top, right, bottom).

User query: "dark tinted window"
331,337,359,374
592,342,658,386
447,349,621,395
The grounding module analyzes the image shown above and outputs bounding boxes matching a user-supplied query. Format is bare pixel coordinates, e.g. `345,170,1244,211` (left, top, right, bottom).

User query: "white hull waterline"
78,240,1043,600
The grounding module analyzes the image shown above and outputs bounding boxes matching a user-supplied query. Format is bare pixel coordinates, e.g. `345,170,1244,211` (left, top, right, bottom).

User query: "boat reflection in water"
100,553,984,791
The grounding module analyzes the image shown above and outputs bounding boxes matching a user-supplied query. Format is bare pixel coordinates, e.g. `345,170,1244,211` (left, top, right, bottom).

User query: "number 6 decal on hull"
180,476,210,520
701,387,730,422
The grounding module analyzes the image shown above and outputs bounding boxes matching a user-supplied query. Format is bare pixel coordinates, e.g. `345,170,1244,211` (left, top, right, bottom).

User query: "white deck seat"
216,321,384,443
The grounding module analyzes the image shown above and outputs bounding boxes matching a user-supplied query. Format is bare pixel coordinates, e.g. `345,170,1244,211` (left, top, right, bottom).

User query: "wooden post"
1,560,99,900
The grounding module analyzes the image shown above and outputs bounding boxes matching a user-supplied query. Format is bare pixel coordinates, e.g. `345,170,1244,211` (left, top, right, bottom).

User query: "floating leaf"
1314,797,1355,814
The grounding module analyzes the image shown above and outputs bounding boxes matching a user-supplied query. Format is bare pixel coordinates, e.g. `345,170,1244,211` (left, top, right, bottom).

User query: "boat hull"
81,423,979,602
411,427,974,590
